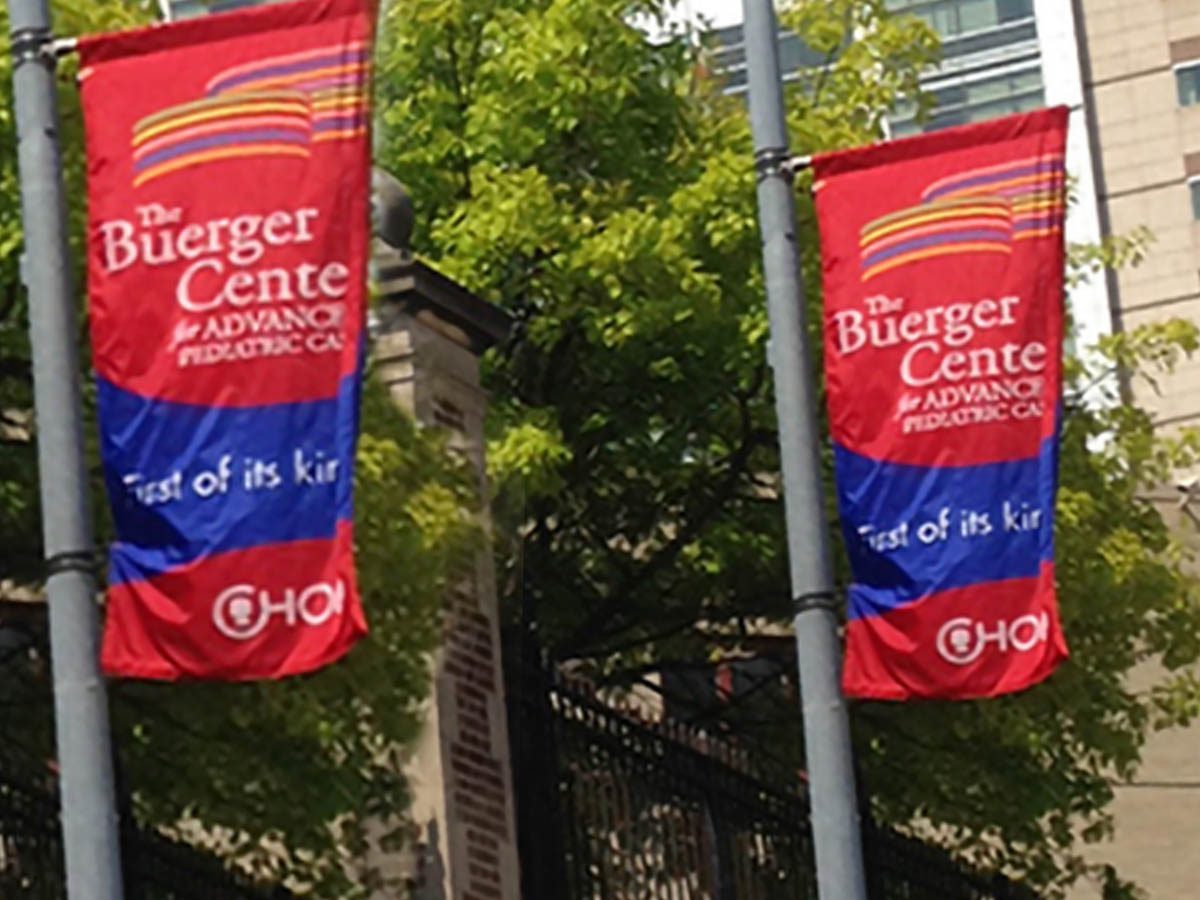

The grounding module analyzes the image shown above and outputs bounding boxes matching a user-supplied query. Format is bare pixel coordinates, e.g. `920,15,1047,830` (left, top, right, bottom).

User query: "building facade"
885,0,1045,136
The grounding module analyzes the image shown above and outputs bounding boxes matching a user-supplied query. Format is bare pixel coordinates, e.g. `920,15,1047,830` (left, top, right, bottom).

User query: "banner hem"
100,627,366,683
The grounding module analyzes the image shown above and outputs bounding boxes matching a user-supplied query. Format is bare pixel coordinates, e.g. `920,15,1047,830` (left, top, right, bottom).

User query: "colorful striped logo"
132,43,369,188
859,155,1065,282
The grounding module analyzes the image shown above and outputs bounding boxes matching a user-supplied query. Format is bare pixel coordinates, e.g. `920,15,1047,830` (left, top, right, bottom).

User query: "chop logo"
212,579,345,641
935,612,1049,666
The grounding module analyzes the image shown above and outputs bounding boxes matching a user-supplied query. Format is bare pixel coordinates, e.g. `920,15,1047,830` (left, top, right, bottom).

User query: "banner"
812,108,1070,700
79,0,374,680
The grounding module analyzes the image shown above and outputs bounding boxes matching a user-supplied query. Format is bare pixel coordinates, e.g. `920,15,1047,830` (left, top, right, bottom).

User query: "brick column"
371,247,520,900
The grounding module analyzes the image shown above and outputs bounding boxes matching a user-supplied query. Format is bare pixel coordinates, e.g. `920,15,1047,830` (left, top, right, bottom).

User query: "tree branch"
558,384,771,656
0,357,32,383
0,279,22,324
441,28,475,200
564,614,707,663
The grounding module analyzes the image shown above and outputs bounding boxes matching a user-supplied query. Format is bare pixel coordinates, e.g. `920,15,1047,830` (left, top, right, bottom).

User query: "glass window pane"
723,69,747,92
934,85,968,108
966,69,1042,105
931,109,970,129
926,2,960,37
967,76,1012,104
942,19,1037,59
958,0,999,33
1177,65,1200,107
969,88,1044,119
997,0,1034,22
906,0,1034,36
778,35,826,71
1191,181,1200,221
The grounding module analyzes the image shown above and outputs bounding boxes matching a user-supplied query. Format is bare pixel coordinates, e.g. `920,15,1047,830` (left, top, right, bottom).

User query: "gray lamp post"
7,1,123,896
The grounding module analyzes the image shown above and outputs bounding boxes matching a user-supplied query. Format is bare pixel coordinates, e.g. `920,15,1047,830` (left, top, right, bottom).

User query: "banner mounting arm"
787,154,813,174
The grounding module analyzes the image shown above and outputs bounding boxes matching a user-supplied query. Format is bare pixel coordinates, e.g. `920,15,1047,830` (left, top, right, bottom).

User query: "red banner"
79,0,374,680
812,109,1070,700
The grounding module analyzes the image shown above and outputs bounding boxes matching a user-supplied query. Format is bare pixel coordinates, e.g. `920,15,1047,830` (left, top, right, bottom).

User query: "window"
778,34,827,72
165,0,272,18
929,109,970,129
996,0,1034,23
884,0,1034,38
1178,63,1200,107
888,67,1043,135
1190,179,1200,221
957,0,996,33
942,19,1037,60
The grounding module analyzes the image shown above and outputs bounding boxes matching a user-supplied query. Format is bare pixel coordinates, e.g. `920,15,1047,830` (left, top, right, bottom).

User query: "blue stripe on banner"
836,435,1057,621
97,375,358,587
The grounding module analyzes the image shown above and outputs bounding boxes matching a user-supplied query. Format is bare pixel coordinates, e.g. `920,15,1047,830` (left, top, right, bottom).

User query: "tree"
374,0,1200,896
0,3,480,896
376,0,934,660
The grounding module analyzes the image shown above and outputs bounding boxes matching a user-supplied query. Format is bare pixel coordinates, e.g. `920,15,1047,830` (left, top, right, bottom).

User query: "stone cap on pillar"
370,167,512,356
374,253,513,357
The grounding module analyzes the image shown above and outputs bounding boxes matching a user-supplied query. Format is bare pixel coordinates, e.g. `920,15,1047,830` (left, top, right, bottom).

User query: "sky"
669,0,743,29
638,0,742,41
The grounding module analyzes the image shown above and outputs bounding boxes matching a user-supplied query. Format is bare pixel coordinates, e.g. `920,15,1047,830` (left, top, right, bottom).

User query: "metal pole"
740,1,868,899
7,2,125,897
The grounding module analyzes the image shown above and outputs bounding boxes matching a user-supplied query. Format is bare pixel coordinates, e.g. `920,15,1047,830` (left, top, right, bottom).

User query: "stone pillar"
371,246,520,900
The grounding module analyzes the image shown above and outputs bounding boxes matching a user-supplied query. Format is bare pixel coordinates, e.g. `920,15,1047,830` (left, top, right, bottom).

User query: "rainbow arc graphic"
859,155,1065,282
132,42,369,187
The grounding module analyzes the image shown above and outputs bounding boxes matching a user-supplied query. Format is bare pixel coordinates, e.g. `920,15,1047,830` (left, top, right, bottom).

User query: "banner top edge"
78,0,375,67
812,106,1069,180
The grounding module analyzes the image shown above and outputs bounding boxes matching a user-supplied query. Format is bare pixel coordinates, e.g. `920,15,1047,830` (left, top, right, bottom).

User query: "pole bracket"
754,147,794,183
45,551,96,578
754,149,816,183
793,589,839,615
9,26,57,70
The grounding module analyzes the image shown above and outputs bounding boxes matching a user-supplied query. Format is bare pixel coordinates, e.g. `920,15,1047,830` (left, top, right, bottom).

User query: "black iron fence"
0,762,286,900
508,657,1038,900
